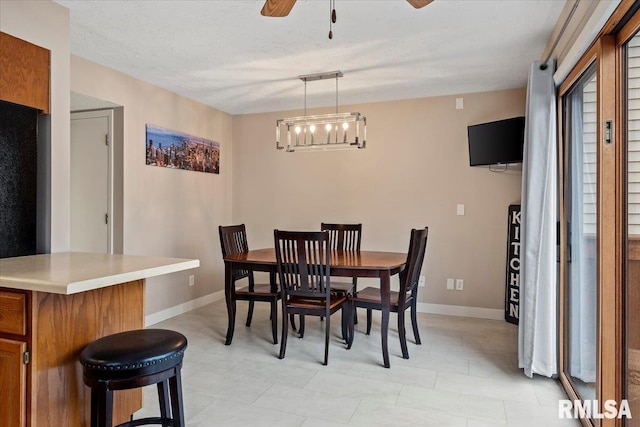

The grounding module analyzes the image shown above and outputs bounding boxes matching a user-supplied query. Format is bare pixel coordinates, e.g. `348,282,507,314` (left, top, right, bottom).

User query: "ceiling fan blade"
407,0,433,8
261,0,297,17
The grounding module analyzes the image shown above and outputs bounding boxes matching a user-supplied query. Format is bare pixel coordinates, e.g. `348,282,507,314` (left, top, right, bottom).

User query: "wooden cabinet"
0,281,144,426
0,290,28,427
0,338,26,427
0,32,50,113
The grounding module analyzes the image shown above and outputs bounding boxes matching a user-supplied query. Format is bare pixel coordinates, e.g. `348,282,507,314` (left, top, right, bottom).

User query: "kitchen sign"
505,204,520,325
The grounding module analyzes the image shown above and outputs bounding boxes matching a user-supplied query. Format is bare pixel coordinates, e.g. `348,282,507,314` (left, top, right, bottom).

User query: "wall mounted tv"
467,116,525,166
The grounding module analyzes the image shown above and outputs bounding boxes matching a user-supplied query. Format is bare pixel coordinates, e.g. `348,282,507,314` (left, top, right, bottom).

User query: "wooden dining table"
223,248,407,368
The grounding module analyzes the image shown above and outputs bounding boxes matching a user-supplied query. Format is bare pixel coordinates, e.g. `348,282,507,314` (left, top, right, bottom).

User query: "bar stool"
79,329,188,427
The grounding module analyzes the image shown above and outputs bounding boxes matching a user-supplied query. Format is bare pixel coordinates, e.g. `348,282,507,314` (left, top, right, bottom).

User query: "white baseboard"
417,302,504,320
145,290,225,326
146,294,504,326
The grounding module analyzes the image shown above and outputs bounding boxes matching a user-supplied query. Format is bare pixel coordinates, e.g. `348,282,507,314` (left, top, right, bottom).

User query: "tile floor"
134,300,581,426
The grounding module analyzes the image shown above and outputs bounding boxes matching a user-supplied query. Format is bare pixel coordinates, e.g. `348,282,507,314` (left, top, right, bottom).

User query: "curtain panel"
518,60,558,378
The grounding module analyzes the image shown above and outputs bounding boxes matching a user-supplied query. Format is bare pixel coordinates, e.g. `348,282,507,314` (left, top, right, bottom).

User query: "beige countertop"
0,252,200,295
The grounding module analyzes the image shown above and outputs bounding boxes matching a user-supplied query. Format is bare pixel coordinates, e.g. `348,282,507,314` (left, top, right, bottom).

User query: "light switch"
446,278,455,290
456,97,464,110
457,204,465,216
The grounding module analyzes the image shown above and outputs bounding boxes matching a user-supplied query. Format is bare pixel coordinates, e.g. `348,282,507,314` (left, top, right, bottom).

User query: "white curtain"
518,60,558,378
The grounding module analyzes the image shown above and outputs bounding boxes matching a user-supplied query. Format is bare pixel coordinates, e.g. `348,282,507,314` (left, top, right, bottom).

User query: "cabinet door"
0,338,26,427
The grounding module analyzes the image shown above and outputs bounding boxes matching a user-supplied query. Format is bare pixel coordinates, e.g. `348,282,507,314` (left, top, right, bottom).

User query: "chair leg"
169,370,185,427
398,310,409,359
246,301,255,327
341,304,348,343
290,312,297,331
366,309,372,335
157,379,171,418
299,315,305,338
271,300,278,345
279,307,289,359
347,300,355,349
411,299,421,345
324,313,330,365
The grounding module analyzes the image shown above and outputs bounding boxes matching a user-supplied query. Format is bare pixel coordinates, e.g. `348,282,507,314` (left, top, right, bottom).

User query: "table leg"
224,261,236,345
380,270,391,368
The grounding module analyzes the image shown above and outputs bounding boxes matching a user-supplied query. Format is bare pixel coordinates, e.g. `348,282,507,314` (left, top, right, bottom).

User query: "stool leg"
157,380,171,419
97,388,113,427
90,389,100,427
169,370,185,427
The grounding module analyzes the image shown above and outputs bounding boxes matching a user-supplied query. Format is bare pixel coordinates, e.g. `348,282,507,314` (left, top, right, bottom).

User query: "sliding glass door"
558,31,619,426
562,64,598,409
622,16,640,427
558,4,640,425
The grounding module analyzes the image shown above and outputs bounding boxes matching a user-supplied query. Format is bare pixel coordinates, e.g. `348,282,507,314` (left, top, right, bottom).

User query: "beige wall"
2,0,524,316
71,55,233,315
232,88,525,311
0,0,71,252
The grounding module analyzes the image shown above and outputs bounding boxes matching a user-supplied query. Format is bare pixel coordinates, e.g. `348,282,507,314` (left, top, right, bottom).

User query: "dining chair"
321,223,362,296
274,229,354,365
350,227,428,359
289,223,362,338
219,224,280,344
311,223,363,330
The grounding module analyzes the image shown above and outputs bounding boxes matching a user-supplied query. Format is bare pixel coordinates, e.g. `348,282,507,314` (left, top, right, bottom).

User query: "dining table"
223,248,407,368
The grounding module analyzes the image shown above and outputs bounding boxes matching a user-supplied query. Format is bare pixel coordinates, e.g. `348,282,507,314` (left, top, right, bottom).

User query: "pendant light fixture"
275,71,367,152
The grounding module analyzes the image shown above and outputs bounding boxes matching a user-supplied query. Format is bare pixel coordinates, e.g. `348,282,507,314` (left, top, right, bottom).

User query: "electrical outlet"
446,278,455,290
189,274,195,286
418,276,426,287
455,279,464,291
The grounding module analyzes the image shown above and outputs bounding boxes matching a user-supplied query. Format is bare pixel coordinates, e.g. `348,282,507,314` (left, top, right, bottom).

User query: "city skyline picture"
145,124,220,174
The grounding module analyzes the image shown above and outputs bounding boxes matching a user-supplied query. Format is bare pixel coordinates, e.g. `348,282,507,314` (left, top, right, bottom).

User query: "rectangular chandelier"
276,112,366,152
275,71,366,152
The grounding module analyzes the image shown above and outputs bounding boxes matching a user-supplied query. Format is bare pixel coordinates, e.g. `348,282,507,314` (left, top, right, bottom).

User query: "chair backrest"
274,230,331,300
320,223,362,251
219,224,250,281
399,227,429,298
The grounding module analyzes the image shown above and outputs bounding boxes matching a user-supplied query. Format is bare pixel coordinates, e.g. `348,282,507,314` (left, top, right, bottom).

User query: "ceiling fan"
261,0,433,18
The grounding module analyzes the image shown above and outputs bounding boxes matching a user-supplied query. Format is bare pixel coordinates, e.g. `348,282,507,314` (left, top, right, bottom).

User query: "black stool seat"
80,329,188,427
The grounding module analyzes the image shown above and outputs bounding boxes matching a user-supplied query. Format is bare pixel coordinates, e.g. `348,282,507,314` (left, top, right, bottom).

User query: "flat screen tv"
467,116,525,166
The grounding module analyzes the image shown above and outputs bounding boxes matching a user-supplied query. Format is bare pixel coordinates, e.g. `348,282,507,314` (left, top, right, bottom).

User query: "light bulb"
294,126,301,145
309,125,315,144
326,123,332,144
342,122,349,130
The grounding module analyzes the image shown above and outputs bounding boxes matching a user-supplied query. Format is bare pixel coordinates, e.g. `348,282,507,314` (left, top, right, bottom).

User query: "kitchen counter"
0,251,200,294
0,251,199,426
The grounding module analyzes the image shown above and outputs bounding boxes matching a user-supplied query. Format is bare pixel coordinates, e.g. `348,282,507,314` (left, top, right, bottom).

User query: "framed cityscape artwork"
145,124,220,174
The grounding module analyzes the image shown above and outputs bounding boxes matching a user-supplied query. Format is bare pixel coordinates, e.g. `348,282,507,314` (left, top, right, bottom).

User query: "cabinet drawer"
0,292,26,335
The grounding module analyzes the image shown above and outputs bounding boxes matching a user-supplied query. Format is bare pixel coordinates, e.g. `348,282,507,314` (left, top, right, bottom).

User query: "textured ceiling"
56,0,564,115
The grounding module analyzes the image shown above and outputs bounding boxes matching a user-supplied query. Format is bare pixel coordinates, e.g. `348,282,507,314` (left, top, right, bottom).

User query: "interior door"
70,110,112,253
